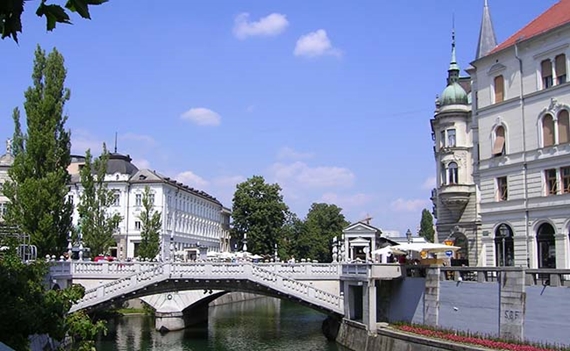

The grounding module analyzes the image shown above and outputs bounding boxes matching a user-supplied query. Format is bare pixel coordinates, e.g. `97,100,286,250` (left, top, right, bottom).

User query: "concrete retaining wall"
336,320,491,351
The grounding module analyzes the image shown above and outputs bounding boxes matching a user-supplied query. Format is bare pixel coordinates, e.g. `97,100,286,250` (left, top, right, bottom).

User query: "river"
95,297,349,351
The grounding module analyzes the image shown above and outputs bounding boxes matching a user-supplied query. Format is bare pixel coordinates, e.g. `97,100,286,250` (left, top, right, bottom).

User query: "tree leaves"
1,0,108,42
419,208,435,243
138,186,162,260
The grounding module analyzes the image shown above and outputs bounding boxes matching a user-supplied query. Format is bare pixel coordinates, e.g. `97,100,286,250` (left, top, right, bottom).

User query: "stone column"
554,234,569,269
363,280,377,333
423,266,440,326
499,268,525,341
155,311,185,333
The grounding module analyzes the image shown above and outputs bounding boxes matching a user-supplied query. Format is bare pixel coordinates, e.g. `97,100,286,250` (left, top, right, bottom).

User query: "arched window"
494,224,514,266
542,59,553,89
555,54,567,85
494,75,504,103
448,162,458,184
493,126,506,156
537,223,556,268
542,114,555,147
558,110,570,144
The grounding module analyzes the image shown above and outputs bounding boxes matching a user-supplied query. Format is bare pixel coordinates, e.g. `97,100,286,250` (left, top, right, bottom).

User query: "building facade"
67,152,231,260
432,0,570,268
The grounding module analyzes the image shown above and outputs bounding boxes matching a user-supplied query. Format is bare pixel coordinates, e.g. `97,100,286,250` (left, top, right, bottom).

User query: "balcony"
438,184,472,217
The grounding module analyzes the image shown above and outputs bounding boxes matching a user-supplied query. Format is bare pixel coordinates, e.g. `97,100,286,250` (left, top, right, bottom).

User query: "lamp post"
242,233,248,252
67,230,72,261
274,243,278,262
406,229,412,244
169,231,174,261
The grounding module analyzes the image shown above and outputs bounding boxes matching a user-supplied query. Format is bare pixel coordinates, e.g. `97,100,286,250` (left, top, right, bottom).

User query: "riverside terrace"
48,261,570,345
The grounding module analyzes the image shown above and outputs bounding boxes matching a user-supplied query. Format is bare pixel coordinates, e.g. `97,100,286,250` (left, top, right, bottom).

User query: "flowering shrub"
394,323,569,351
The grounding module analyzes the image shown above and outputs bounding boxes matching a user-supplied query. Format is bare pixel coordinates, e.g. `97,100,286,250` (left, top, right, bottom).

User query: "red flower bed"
395,324,567,351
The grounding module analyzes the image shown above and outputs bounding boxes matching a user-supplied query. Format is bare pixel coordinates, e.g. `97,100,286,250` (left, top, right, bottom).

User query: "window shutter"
494,76,504,103
493,127,505,155
556,54,566,77
542,59,553,77
559,110,570,144
542,114,555,147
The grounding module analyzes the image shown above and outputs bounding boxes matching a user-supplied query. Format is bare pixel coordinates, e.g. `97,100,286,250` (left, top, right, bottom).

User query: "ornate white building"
432,0,570,268
0,139,15,222
65,152,231,260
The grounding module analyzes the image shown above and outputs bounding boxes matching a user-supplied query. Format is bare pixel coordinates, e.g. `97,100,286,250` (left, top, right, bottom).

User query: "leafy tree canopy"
296,203,349,262
0,244,106,350
280,210,304,260
231,175,288,256
137,186,162,260
419,208,435,243
77,145,122,257
3,45,73,257
1,0,108,43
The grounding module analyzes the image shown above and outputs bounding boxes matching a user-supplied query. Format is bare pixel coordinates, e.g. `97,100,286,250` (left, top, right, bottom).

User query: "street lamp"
406,229,413,244
274,243,278,262
242,233,248,252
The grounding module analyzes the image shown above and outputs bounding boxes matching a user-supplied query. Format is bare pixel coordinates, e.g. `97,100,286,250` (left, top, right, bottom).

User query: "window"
541,59,553,89
558,110,570,144
135,193,142,207
135,221,141,230
562,167,570,194
112,192,120,207
67,195,74,204
440,130,445,149
493,126,506,156
448,162,458,184
497,176,508,201
447,129,456,147
0,202,6,218
555,54,567,85
542,114,555,147
149,193,155,205
494,75,504,103
545,169,558,195
440,163,446,185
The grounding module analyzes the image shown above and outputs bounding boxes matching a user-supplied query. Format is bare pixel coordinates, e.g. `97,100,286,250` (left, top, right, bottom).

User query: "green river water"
95,297,349,351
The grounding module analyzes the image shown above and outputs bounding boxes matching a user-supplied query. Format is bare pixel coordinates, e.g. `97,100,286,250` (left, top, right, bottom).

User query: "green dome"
440,82,468,106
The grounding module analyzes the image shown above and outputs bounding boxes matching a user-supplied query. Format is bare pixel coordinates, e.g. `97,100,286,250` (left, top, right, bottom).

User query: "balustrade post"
102,262,109,275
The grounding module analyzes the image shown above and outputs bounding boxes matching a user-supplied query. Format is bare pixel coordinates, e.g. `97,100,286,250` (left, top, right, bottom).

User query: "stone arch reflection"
494,224,514,266
537,222,556,268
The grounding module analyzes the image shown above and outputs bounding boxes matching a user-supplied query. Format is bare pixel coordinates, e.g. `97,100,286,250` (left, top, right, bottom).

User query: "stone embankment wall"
336,320,492,351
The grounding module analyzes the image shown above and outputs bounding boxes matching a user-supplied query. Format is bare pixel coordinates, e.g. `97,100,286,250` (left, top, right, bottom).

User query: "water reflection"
97,297,345,351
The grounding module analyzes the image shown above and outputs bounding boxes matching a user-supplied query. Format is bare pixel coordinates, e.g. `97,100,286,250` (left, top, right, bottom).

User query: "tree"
3,46,73,257
77,145,122,256
0,244,106,350
280,210,304,259
418,208,435,243
296,203,349,262
231,175,288,256
1,0,108,43
138,186,162,260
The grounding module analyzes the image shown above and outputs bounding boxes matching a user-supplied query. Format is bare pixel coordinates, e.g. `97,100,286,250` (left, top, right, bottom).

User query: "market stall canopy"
371,246,406,256
394,242,461,253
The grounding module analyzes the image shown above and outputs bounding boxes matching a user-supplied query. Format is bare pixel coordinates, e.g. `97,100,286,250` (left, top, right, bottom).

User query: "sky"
0,0,559,236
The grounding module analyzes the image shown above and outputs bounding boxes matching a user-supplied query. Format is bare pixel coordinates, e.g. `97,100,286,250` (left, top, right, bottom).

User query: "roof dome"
440,82,468,106
0,153,14,167
106,153,139,175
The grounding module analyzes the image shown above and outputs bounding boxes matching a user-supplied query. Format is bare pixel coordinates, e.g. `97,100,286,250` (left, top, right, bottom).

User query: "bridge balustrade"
433,266,570,287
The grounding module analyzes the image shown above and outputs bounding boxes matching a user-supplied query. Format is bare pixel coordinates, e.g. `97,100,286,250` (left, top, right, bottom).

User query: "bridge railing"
257,262,341,278
341,263,403,280
409,265,570,287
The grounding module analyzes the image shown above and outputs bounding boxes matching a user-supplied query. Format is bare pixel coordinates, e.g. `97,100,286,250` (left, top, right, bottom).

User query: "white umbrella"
372,246,405,255
249,254,263,260
206,251,220,258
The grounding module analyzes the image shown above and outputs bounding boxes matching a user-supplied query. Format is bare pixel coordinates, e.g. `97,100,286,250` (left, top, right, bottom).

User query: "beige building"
432,0,570,268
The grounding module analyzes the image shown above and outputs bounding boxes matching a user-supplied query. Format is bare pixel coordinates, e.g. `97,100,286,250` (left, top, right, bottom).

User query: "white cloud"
270,161,354,188
319,192,373,208
421,176,436,190
277,147,314,161
175,171,209,188
294,29,341,58
390,198,430,213
120,132,156,146
133,158,151,170
180,107,221,126
71,129,104,155
233,13,289,40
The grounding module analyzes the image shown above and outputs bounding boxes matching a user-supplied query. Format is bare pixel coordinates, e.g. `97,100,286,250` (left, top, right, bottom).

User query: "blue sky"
1,0,558,235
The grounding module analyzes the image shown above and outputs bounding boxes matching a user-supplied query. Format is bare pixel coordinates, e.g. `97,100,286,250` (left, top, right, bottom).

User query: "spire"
114,132,118,153
476,0,498,59
447,24,460,85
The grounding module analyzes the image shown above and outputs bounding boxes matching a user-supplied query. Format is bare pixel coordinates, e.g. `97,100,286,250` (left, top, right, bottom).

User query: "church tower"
430,28,480,265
